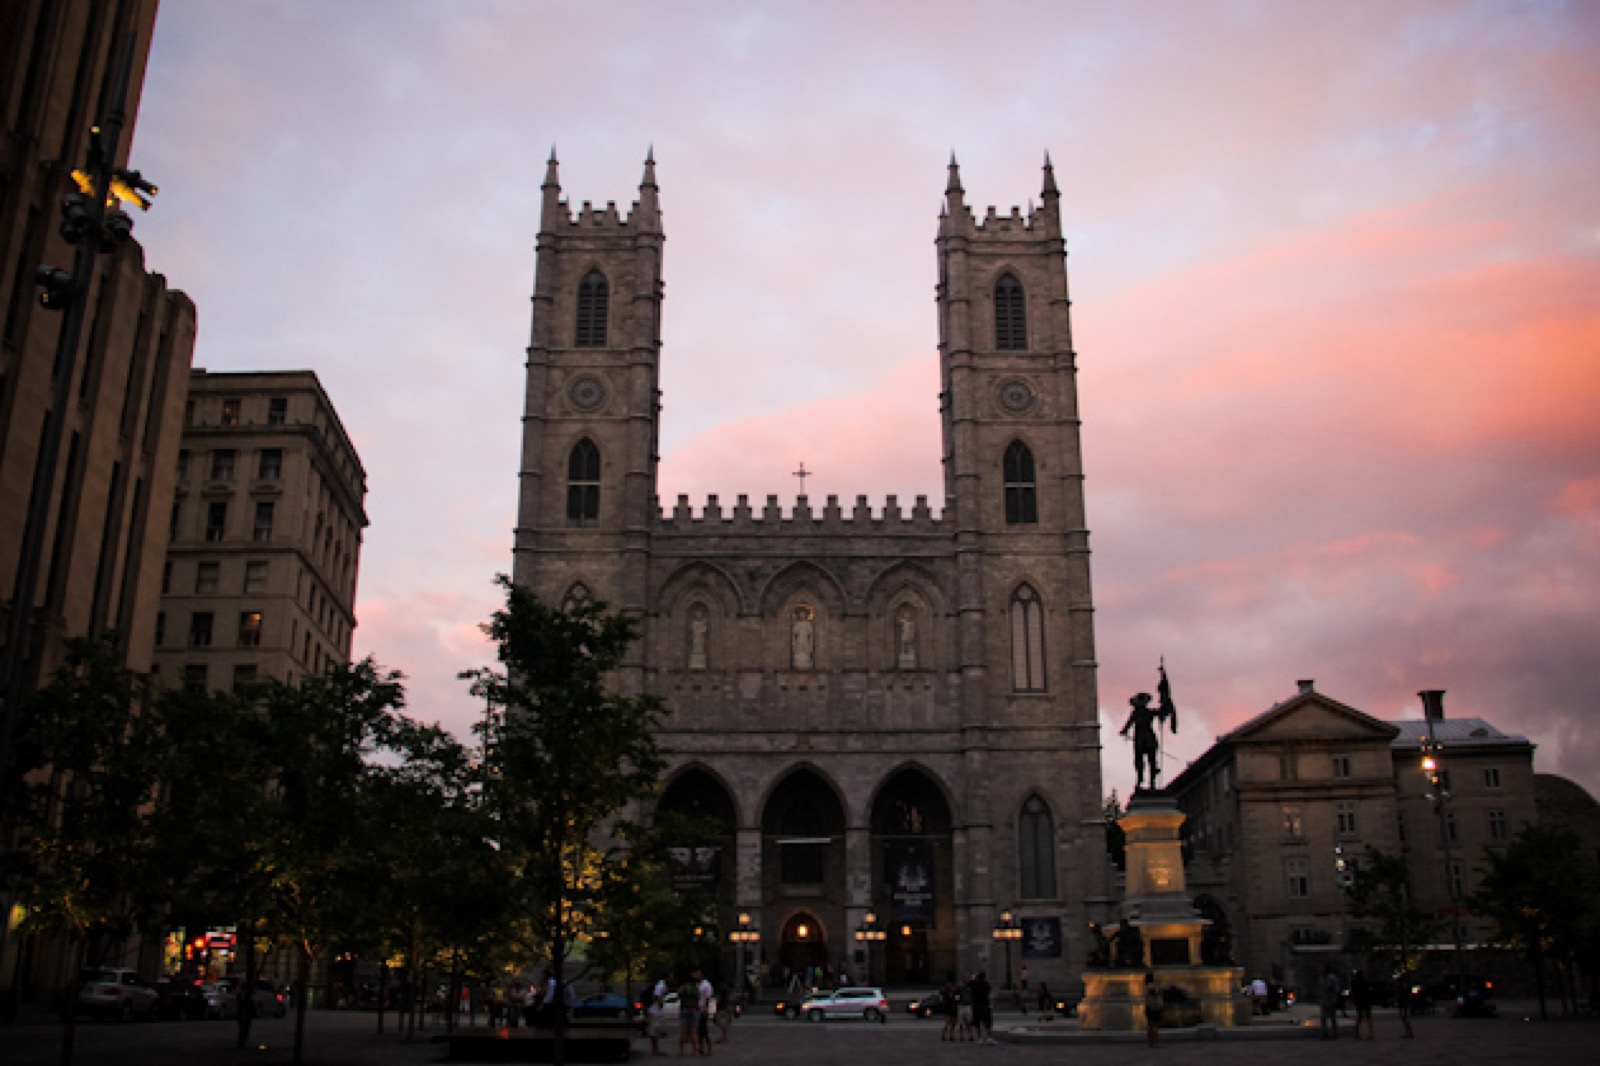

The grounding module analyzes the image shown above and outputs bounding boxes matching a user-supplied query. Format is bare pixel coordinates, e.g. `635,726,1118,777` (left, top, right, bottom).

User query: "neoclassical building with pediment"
511,153,1110,989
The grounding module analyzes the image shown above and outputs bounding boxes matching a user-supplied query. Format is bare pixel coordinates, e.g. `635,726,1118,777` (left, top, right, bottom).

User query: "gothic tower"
512,151,664,624
936,153,1102,922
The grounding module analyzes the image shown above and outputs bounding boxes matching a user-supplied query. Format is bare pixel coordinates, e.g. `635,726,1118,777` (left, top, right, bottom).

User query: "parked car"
198,981,237,1019
572,992,637,1020
151,978,208,1020
78,969,159,1021
906,991,947,1018
797,987,889,1023
218,977,287,1018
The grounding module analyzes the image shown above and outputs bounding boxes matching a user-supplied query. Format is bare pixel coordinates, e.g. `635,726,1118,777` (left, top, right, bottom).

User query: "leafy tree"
1343,846,1439,1036
1473,824,1600,1019
3,635,166,1063
462,578,665,1065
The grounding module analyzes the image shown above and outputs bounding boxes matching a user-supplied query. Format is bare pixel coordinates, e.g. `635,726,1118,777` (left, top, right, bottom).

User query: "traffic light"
35,265,75,310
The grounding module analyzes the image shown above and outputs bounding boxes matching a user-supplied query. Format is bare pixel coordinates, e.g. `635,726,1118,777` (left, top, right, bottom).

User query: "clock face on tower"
568,375,608,413
997,378,1037,415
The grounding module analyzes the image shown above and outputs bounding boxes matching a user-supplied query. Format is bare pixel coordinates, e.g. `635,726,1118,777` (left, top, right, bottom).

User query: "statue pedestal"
1078,792,1249,1029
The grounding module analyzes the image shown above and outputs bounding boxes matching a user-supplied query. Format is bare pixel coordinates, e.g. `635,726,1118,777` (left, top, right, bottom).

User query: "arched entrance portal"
778,911,828,985
762,769,846,986
657,766,738,966
871,768,955,986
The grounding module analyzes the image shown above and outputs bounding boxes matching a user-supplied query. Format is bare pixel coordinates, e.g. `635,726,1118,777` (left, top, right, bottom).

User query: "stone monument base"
1077,966,1249,1031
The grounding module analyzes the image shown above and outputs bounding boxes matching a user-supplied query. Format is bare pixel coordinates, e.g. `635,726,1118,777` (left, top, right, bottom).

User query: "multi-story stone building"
1168,680,1540,995
511,154,1110,989
1,0,194,999
154,369,367,691
1,0,192,695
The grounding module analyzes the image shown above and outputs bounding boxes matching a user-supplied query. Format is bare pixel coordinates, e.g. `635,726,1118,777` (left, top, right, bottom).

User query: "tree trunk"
234,925,256,1050
292,944,311,1065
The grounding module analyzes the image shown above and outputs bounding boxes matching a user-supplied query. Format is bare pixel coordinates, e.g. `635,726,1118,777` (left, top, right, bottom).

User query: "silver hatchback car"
797,987,890,1022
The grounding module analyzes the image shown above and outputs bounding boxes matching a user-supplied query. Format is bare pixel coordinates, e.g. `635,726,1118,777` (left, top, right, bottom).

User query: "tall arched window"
1004,440,1038,524
1018,795,1057,898
566,438,600,524
575,269,609,347
995,273,1027,351
1010,584,1046,692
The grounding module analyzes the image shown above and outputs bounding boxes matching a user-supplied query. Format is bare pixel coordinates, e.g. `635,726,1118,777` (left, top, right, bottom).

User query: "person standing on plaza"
1143,972,1163,1048
969,970,995,1044
645,975,668,1056
1319,964,1342,1040
940,982,960,1041
677,970,701,1056
1350,969,1374,1040
696,969,716,1056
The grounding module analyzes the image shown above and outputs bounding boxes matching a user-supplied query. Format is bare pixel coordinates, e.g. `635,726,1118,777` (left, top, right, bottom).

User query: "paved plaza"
5,1000,1597,1066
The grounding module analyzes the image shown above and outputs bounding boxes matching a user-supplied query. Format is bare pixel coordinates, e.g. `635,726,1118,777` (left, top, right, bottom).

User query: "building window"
1484,767,1501,789
176,449,189,480
1281,804,1304,838
575,269,609,347
245,561,268,594
1279,753,1298,781
154,611,165,647
184,399,195,425
221,398,241,426
268,397,288,425
232,664,258,692
1336,803,1357,835
1448,860,1465,899
253,502,274,542
1018,795,1056,899
1285,857,1310,899
1445,810,1458,843
195,562,219,594
1332,754,1351,779
1397,811,1406,843
210,449,235,480
994,272,1027,350
1003,440,1038,524
258,448,282,480
1009,584,1047,692
205,502,227,542
182,664,207,691
566,438,601,524
238,611,263,647
1489,809,1507,840
161,561,172,593
189,611,213,647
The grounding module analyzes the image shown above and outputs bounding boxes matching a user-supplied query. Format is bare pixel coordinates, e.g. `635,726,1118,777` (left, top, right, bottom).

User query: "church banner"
1020,917,1062,959
668,846,720,892
886,840,935,924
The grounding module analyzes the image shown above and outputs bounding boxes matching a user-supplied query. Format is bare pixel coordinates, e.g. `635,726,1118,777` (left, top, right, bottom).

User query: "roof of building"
1389,717,1532,750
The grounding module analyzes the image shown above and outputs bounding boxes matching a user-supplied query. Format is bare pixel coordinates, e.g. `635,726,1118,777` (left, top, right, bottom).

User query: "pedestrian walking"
1351,970,1374,1040
1143,972,1163,1048
1319,964,1341,1040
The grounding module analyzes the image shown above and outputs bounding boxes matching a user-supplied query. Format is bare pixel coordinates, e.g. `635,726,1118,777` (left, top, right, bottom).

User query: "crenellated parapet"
655,492,948,531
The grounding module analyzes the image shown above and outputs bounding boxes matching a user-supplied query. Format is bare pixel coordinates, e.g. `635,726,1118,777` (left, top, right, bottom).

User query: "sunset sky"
130,1,1600,804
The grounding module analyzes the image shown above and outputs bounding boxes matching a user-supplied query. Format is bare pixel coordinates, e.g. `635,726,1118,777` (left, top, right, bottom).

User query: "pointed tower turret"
943,152,967,225
1038,150,1061,230
541,147,564,227
637,146,661,232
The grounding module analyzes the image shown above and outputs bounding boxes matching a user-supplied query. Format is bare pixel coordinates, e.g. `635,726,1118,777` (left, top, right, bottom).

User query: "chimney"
1419,689,1446,720
1296,679,1314,695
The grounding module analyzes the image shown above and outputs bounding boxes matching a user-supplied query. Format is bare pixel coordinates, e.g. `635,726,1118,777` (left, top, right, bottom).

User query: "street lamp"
991,909,1022,991
1419,689,1467,1004
853,910,885,984
729,912,761,1002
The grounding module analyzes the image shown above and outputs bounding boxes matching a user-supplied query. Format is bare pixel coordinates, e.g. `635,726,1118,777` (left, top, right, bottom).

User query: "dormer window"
566,438,601,524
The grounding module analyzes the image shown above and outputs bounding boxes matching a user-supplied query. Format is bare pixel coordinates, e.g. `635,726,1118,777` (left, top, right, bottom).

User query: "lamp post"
1419,689,1467,1004
853,911,885,985
991,909,1022,991
729,912,761,1002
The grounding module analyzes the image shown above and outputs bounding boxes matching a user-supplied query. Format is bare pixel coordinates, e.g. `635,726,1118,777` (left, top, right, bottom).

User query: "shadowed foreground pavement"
5,1001,1596,1065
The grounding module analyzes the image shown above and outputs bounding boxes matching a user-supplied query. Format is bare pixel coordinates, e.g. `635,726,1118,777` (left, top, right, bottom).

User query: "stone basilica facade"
512,154,1109,988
